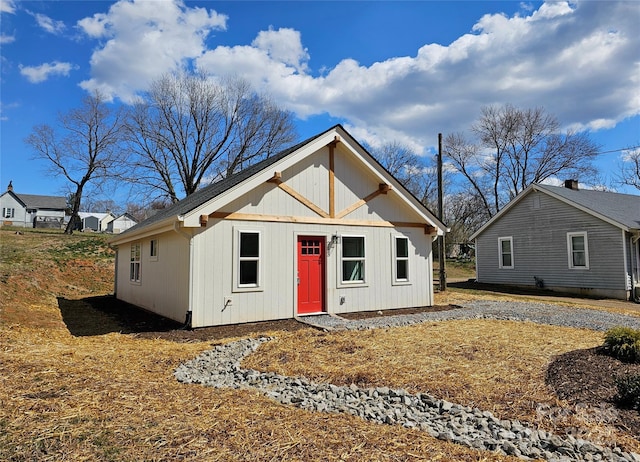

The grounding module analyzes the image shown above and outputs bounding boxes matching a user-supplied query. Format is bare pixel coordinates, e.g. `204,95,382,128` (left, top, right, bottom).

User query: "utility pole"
437,133,446,292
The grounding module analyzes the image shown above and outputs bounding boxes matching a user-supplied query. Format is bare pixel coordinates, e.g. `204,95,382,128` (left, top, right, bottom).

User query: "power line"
596,145,640,155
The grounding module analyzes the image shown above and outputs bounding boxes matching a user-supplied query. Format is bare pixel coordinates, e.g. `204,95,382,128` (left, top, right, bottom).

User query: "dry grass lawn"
1,229,637,460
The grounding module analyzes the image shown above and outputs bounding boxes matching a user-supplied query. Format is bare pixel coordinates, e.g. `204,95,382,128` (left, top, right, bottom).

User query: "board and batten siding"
187,145,434,328
476,190,627,298
115,230,190,323
189,222,432,328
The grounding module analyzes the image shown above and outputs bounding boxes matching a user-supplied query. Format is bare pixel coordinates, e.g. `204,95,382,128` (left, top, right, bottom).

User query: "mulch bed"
546,347,640,438
80,295,307,342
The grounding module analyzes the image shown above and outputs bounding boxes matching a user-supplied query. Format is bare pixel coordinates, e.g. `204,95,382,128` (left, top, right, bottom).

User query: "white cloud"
78,0,227,102
1,0,16,14
1,34,15,44
79,0,638,152
251,27,309,73
19,61,76,83
28,11,66,34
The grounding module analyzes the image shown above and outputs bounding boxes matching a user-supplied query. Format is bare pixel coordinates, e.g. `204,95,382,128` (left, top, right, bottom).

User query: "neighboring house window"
393,235,410,284
498,237,514,269
2,207,15,218
150,239,158,261
567,232,589,269
130,243,141,283
342,235,365,283
234,229,261,290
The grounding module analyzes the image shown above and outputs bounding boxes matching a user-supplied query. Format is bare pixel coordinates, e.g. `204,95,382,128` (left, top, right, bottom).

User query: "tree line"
25,71,638,238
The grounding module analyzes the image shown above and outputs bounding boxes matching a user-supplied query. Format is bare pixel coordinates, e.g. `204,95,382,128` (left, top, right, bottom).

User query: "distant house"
107,213,137,234
109,125,447,328
471,180,640,301
78,212,115,232
0,182,66,229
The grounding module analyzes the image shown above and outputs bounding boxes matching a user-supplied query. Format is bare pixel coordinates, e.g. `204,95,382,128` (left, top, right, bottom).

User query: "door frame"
294,233,329,316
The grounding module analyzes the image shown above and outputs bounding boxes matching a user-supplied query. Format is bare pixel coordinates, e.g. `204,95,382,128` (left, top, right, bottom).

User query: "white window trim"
392,234,411,285
498,236,514,269
339,234,367,287
149,238,159,261
3,207,15,218
233,227,263,293
567,231,589,270
130,243,141,284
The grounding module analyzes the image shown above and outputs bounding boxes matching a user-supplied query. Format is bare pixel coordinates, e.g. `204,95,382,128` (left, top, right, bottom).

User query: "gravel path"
299,300,640,331
176,301,640,462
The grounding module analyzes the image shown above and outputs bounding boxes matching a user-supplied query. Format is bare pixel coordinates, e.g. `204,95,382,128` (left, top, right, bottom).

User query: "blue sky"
1,0,639,204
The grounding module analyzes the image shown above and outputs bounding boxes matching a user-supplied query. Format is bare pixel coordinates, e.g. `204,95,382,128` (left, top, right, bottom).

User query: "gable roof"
79,212,115,221
1,190,67,210
110,124,446,244
471,183,640,239
112,212,137,222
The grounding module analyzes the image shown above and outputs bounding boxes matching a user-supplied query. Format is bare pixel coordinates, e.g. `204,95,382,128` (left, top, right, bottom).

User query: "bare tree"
617,146,640,191
444,104,600,217
25,92,124,234
124,72,297,203
368,141,439,209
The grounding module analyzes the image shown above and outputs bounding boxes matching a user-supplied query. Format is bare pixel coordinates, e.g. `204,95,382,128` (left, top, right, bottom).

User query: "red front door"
297,236,325,314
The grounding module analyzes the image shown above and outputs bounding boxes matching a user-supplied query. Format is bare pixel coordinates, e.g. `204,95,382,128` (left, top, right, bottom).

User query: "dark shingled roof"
537,184,640,230
15,193,67,210
119,128,330,236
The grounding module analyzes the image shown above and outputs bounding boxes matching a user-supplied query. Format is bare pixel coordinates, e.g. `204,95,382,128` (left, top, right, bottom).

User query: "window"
235,230,261,290
150,239,158,261
393,235,410,284
2,207,15,218
341,236,365,283
498,237,514,269
567,232,589,269
130,243,141,283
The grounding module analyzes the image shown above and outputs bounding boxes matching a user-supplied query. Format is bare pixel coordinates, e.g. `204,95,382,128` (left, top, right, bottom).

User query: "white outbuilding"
109,125,447,328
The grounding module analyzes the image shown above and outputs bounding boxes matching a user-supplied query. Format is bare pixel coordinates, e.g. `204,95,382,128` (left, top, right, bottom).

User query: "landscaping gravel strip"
302,300,640,331
175,301,640,462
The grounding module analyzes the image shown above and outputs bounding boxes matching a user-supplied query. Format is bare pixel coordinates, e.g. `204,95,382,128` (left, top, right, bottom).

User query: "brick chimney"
7,180,13,192
564,179,579,190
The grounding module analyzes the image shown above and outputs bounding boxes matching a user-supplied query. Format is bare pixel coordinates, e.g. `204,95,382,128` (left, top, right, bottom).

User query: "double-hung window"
567,232,589,269
2,207,15,218
498,237,514,269
393,235,410,284
130,243,141,283
341,235,365,283
235,229,262,290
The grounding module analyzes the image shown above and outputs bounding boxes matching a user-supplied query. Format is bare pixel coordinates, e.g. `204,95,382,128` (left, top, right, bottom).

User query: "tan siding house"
109,125,446,327
471,181,640,301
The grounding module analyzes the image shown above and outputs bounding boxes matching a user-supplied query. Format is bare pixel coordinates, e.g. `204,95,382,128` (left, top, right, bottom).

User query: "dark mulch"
546,347,640,438
71,296,461,342
65,295,307,342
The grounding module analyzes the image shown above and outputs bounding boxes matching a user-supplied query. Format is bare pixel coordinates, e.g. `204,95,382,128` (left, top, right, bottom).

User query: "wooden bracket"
379,183,391,193
199,214,209,227
268,171,282,183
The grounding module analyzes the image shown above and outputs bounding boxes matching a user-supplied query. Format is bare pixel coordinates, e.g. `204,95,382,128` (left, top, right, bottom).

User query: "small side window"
498,237,514,269
150,239,158,261
130,243,141,283
393,235,410,284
